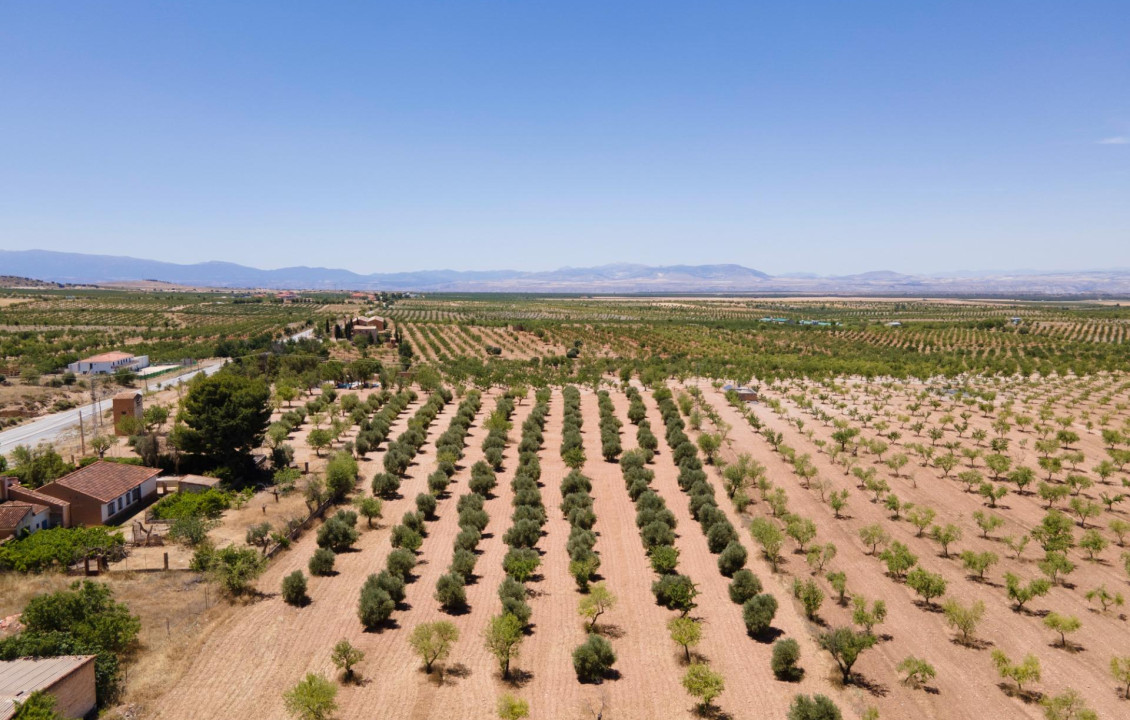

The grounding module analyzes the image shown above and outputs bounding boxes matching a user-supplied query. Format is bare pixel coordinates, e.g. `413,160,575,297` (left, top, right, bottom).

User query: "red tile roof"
0,504,34,532
80,351,134,363
45,461,161,503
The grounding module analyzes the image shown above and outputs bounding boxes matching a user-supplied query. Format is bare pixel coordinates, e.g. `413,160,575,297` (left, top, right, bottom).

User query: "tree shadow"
693,705,734,720
593,623,626,639
749,627,784,644
852,675,889,698
504,669,534,689
362,617,400,633
997,683,1043,704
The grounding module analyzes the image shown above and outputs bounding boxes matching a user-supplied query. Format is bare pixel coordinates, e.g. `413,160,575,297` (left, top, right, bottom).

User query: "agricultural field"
3,294,1130,720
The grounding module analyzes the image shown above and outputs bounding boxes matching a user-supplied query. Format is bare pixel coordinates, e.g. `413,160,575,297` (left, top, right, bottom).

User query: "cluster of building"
351,315,387,341
0,461,162,541
0,462,171,716
758,317,835,326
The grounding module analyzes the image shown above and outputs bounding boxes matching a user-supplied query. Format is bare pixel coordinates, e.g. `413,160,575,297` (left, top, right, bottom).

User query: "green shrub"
572,634,616,682
771,638,801,680
281,571,309,606
743,594,778,636
308,548,335,577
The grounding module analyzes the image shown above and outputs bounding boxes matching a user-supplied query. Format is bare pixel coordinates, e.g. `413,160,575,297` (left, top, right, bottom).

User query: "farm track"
517,390,591,718
573,390,688,718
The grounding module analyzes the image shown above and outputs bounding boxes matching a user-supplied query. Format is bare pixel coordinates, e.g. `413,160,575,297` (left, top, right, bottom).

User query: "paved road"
0,361,226,456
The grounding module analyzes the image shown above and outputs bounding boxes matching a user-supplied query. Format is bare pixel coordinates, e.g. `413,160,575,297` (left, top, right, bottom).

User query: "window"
106,502,115,515
133,488,141,502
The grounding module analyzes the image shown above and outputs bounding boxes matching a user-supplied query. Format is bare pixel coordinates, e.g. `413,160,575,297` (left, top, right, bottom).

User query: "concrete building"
66,352,149,376
352,315,387,341
111,391,143,436
37,462,161,526
0,656,97,720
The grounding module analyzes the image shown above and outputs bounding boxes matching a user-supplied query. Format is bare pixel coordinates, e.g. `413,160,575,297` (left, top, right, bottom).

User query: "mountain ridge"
2,249,1129,295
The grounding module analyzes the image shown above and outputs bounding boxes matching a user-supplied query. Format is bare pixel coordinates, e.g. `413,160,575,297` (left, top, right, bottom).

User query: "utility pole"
78,409,86,456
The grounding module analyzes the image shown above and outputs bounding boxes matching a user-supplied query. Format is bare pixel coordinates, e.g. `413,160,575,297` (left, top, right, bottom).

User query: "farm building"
0,478,70,530
36,462,161,526
156,474,221,495
0,656,97,720
66,351,149,376
352,315,387,340
111,391,143,436
722,384,759,402
0,502,51,541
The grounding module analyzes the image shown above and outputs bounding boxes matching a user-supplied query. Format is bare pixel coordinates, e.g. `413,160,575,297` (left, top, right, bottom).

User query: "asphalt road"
0,361,226,456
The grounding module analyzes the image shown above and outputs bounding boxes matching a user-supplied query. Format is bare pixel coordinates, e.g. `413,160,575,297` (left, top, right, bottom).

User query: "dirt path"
517,389,593,719
577,389,691,718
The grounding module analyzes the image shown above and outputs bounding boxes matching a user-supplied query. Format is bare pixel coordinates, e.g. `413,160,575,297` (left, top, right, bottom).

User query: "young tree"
409,621,459,673
1085,585,1124,613
484,613,524,679
682,662,725,711
353,496,383,528
930,523,962,557
972,510,1004,538
851,597,887,634
1005,573,1052,612
497,694,530,720
750,517,785,570
859,524,889,555
1111,655,1130,700
283,673,338,720
906,567,947,606
668,616,702,662
897,656,936,689
942,598,985,646
1040,689,1098,720
1043,613,1082,649
959,550,998,581
330,639,365,683
879,541,917,580
577,583,617,632
818,627,877,684
793,578,825,620
907,506,936,537
991,650,1041,694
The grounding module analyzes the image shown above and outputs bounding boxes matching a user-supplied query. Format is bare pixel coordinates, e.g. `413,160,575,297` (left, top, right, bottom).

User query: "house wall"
36,485,103,527
112,395,143,436
39,475,157,527
14,507,51,535
5,487,70,527
103,476,158,524
46,659,97,719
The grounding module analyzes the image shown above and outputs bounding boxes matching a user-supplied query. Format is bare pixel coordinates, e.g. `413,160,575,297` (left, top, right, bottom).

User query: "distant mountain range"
2,249,1129,296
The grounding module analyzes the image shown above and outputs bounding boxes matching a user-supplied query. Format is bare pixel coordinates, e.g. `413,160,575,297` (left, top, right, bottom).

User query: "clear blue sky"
1,1,1127,275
